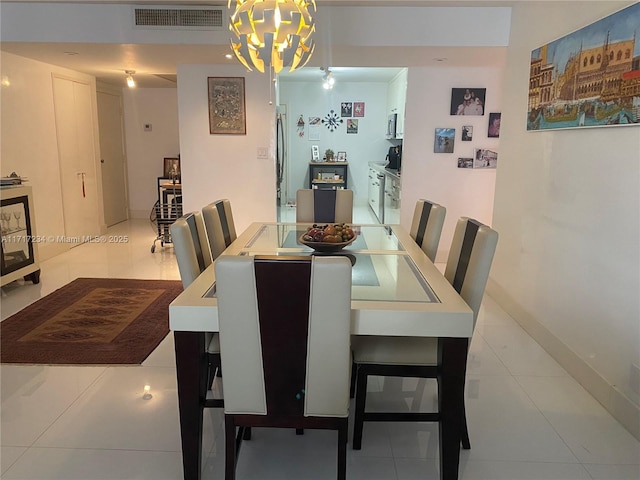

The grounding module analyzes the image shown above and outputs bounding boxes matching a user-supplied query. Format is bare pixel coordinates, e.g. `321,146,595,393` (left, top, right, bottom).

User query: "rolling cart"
151,177,182,253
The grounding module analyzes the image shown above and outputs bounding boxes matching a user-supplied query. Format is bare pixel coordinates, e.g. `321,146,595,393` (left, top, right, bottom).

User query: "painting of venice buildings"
527,3,640,130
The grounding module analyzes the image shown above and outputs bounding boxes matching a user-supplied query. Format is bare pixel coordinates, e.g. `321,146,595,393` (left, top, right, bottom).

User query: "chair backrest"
296,189,353,224
215,255,352,418
444,217,498,326
170,212,212,288
202,199,237,260
409,199,446,262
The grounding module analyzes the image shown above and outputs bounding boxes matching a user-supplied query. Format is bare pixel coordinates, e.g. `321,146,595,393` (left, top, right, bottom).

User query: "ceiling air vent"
134,7,225,30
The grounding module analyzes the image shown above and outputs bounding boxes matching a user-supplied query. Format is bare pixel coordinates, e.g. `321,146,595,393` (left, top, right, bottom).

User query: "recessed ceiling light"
63,51,79,56
225,54,233,60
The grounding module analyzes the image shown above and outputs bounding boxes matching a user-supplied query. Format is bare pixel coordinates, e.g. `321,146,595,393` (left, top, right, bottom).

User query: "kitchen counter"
368,163,401,224
369,162,400,180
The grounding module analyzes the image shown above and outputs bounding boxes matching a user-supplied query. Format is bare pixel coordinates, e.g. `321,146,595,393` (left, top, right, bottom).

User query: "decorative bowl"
298,233,357,252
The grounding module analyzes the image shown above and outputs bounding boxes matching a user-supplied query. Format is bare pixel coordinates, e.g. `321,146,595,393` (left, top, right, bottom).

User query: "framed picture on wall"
311,145,320,161
488,113,501,137
208,77,246,135
163,157,180,178
450,88,486,116
434,128,455,153
462,125,473,141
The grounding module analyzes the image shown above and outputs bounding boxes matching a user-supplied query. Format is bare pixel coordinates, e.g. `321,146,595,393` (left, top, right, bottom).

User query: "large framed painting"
208,77,246,135
527,3,640,131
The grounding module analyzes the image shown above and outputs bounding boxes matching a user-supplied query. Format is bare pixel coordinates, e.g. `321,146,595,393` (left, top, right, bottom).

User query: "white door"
97,90,128,226
53,76,101,243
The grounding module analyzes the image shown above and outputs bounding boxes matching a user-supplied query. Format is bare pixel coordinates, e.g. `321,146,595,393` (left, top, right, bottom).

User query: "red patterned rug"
1,278,183,365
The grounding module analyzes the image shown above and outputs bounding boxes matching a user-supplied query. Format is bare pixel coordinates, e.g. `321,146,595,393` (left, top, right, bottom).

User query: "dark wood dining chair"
214,255,353,480
296,189,353,224
202,199,237,260
351,217,498,457
169,212,222,407
409,199,446,262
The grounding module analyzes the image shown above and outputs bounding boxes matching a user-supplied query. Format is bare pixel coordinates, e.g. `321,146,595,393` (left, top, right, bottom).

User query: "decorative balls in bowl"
299,223,357,252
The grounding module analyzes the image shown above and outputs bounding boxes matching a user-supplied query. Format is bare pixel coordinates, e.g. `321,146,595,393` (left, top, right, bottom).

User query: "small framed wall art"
208,77,246,135
434,128,455,153
163,157,180,178
451,88,486,116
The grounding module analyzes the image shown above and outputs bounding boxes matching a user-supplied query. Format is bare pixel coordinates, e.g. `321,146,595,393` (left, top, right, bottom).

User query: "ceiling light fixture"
321,67,334,90
125,70,136,88
228,0,316,74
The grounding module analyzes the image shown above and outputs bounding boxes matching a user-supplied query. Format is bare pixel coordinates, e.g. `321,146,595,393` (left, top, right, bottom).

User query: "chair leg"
461,400,470,449
224,416,236,480
296,428,304,435
337,420,348,480
352,365,368,450
243,427,252,440
350,361,357,399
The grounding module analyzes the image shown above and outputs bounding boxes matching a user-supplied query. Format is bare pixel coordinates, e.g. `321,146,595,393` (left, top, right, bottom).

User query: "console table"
309,162,348,190
1,185,41,286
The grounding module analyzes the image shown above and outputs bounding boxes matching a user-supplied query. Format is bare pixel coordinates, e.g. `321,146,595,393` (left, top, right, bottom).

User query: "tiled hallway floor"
2,210,639,480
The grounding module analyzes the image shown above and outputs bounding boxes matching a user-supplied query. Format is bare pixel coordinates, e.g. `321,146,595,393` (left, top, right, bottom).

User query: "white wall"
401,66,502,261
278,79,391,205
123,88,180,218
177,65,276,233
490,1,640,438
0,52,101,260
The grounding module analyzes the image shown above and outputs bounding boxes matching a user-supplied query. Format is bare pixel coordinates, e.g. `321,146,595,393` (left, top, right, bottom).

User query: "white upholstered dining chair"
202,199,237,260
351,217,498,452
296,189,353,224
215,254,353,480
409,199,446,262
169,212,222,405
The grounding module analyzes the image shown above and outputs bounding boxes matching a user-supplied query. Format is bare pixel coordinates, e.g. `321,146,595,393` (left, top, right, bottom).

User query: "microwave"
386,113,397,138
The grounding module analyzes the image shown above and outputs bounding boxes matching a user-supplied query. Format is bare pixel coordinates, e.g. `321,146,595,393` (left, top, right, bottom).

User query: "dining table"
169,222,473,480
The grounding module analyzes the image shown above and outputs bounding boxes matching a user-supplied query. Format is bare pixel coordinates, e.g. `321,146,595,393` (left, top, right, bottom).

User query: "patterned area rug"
0,278,183,365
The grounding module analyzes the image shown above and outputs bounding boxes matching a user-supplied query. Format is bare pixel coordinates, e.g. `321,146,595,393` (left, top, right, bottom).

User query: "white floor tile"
1,447,183,480
515,376,640,464
0,446,27,475
477,324,569,376
457,459,592,480
583,463,640,479
1,365,106,446
32,367,183,452
463,375,579,463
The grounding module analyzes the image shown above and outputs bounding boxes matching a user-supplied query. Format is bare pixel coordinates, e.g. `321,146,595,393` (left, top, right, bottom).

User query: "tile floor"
1,206,639,480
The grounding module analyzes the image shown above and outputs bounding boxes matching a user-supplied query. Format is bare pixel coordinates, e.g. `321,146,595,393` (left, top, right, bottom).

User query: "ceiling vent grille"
134,7,224,29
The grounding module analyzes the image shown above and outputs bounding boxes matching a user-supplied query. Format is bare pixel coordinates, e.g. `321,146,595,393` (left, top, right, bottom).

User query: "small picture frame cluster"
336,151,347,162
460,149,498,169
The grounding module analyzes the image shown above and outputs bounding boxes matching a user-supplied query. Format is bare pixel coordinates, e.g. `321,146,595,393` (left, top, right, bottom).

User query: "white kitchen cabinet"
386,69,408,139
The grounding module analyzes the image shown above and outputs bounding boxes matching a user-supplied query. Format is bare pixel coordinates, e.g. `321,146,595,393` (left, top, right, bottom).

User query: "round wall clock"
322,110,343,132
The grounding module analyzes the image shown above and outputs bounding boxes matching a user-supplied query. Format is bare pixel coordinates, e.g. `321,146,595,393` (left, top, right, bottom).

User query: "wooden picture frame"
163,157,180,178
208,77,246,135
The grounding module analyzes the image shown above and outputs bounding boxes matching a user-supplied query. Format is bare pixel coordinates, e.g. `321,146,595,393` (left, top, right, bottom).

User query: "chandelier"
228,0,316,73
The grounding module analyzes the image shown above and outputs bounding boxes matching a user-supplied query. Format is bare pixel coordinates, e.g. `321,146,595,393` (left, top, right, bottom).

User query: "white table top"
169,223,473,338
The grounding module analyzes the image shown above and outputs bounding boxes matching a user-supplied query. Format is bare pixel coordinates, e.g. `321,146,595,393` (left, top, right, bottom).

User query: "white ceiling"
0,1,512,88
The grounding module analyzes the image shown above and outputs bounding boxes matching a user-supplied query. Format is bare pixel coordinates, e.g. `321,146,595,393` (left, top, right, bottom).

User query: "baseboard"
486,278,640,441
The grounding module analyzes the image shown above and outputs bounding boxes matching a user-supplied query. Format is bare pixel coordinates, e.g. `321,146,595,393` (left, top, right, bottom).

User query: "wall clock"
322,110,343,132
